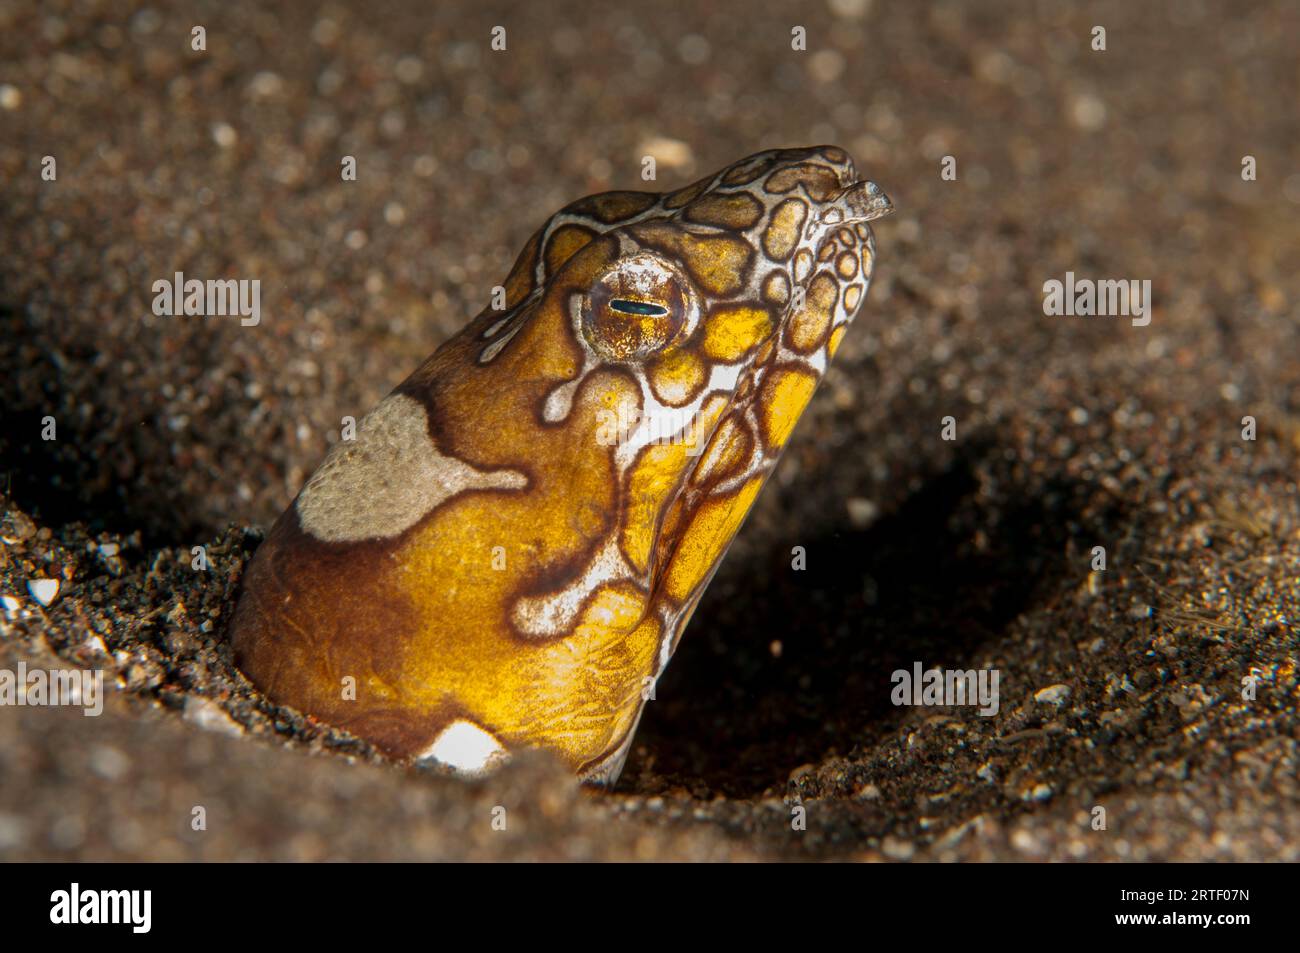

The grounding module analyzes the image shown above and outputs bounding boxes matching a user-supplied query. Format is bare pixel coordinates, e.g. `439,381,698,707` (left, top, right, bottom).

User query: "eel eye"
582,255,688,361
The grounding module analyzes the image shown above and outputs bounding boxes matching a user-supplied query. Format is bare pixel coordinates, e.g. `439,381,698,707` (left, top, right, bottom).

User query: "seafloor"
1,0,1297,860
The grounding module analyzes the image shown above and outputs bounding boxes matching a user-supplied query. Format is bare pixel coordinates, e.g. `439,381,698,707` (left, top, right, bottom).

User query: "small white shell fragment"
1033,683,1071,706
27,579,59,607
1,595,20,613
84,632,110,655
183,696,244,737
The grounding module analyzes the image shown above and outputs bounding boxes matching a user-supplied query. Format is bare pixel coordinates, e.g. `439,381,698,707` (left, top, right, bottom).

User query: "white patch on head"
542,297,599,423
417,719,509,776
511,536,633,638
543,372,585,423
520,362,748,640
608,361,739,472
296,393,527,543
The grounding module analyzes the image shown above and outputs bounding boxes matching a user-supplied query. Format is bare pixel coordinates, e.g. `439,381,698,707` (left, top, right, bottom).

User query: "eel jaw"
814,179,894,234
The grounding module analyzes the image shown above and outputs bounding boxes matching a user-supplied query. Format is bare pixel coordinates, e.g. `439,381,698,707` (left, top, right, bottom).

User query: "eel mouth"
821,179,894,229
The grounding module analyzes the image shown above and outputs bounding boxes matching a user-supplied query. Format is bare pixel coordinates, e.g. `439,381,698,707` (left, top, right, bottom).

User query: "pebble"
183,696,244,738
828,0,872,19
1011,828,1041,853
846,497,880,529
246,71,284,99
0,812,28,850
1034,683,1071,706
394,56,424,84
1022,783,1054,802
809,50,846,84
27,579,60,607
1070,93,1107,131
83,632,110,655
677,35,710,66
637,136,693,170
880,835,914,860
211,122,238,148
89,745,131,781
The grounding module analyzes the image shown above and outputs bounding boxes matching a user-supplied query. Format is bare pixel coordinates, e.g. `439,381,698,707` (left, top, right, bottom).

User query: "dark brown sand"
1,0,1297,860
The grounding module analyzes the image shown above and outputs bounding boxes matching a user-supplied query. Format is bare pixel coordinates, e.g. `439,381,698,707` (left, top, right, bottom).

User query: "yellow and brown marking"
230,146,892,785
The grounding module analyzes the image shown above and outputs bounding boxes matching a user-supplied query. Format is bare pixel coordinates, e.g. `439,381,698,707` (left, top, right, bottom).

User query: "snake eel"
230,146,892,784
